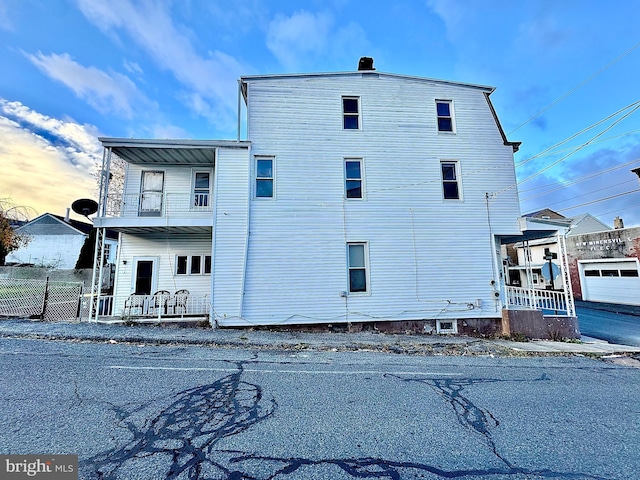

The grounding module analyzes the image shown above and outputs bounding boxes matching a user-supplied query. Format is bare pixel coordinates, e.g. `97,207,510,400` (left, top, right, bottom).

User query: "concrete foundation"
502,309,580,340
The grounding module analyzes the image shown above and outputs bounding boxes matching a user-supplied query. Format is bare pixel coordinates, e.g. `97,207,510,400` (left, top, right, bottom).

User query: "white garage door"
580,260,640,306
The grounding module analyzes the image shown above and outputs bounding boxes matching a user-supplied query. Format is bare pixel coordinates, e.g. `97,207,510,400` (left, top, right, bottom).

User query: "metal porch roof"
98,138,250,166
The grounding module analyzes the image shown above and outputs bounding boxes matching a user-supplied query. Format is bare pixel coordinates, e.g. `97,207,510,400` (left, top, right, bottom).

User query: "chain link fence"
0,278,84,321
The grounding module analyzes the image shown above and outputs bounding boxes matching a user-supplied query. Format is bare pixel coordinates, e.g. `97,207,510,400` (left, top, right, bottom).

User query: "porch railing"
505,286,570,316
103,193,212,218
82,294,210,321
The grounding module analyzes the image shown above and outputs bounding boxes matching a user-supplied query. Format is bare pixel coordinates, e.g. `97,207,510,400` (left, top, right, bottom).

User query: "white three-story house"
92,61,529,333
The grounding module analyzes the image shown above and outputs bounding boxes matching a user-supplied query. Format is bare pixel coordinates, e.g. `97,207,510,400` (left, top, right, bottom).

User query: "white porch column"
557,234,576,317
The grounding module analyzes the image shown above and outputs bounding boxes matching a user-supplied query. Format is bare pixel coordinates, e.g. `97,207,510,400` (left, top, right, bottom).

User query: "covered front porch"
498,217,577,337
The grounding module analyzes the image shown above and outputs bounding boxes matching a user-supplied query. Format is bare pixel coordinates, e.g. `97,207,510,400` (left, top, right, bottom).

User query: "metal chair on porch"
123,293,145,316
173,289,190,315
150,290,171,316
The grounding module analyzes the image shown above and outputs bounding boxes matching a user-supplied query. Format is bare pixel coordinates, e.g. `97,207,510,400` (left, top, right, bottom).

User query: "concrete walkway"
1,317,639,356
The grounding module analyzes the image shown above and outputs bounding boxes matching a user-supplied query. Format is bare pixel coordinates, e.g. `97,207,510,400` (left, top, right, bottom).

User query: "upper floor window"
436,100,454,133
345,158,364,199
342,96,360,130
441,161,461,200
255,156,274,198
193,171,211,207
139,170,164,216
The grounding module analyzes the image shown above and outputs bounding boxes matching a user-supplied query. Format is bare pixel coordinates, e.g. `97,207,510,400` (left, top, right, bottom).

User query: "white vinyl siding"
240,73,520,326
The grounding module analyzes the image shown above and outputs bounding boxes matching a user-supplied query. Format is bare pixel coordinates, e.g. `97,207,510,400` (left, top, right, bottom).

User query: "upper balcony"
94,192,214,234
94,138,251,234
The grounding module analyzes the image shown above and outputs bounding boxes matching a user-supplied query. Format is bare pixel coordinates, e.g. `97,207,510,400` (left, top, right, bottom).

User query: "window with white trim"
176,255,212,275
441,161,461,200
193,171,211,207
345,158,364,199
342,96,360,130
255,156,274,198
347,242,368,294
436,100,454,132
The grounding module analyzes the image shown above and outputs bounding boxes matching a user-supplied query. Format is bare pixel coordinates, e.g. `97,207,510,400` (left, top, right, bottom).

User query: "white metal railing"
505,286,570,316
82,294,210,321
103,193,212,218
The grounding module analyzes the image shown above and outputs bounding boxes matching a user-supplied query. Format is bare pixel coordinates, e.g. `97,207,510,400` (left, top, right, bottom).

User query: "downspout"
238,144,252,324
237,80,242,141
210,148,220,327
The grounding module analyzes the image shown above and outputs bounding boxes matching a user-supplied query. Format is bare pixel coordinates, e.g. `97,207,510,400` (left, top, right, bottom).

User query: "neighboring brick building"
566,225,640,306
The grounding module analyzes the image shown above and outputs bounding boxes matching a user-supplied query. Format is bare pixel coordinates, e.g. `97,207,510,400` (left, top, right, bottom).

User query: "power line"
508,40,640,135
519,158,640,199
556,188,640,212
517,102,640,185
515,102,640,168
517,129,640,166
532,179,637,209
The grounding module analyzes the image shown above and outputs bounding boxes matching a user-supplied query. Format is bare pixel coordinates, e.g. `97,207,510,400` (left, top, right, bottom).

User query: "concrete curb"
1,318,639,356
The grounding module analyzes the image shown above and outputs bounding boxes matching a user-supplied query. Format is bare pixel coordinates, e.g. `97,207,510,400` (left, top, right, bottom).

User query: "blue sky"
1,0,640,226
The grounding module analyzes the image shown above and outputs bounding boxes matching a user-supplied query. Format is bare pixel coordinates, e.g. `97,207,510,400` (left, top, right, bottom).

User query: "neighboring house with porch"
505,209,611,291
92,60,568,333
6,212,118,269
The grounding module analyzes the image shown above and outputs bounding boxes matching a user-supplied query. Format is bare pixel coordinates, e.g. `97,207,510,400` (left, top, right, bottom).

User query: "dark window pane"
436,102,450,116
256,179,273,197
443,182,459,200
176,256,188,275
194,193,209,207
438,117,453,132
343,98,359,113
620,270,639,277
346,180,362,198
204,256,212,274
195,172,210,189
257,159,272,178
191,256,202,274
584,270,600,277
601,270,619,277
343,115,359,129
441,164,456,180
349,269,367,292
345,161,361,179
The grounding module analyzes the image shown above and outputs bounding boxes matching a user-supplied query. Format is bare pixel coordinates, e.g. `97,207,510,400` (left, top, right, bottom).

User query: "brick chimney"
614,216,624,229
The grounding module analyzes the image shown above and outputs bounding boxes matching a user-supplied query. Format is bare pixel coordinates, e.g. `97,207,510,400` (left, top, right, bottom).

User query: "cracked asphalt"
2,336,638,479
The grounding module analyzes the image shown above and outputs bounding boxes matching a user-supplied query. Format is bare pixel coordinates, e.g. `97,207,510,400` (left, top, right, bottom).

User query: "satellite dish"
72,198,99,217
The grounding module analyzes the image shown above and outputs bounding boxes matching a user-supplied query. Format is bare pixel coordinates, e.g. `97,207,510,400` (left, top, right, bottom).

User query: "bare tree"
0,198,35,266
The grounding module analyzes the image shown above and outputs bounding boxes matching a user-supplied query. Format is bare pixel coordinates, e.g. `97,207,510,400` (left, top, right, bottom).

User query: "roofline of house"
17,213,90,236
98,138,251,149
239,70,495,99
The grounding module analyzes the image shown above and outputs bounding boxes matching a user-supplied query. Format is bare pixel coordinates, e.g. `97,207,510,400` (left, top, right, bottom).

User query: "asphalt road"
577,305,640,347
1,337,639,480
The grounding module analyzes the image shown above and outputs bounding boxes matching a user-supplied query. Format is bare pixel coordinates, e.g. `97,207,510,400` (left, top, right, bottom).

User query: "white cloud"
0,100,100,218
266,10,369,71
25,51,146,118
267,11,333,70
75,0,246,128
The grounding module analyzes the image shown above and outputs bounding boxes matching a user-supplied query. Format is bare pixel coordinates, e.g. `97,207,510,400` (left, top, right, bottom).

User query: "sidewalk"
0,317,639,356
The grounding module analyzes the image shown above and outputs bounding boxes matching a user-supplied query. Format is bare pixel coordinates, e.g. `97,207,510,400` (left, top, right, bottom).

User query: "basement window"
436,319,458,334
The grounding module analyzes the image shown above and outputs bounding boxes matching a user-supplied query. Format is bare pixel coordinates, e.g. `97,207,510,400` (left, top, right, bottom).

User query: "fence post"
40,276,50,320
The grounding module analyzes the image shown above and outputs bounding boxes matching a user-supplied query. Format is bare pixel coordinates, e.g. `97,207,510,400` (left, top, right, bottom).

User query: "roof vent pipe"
358,57,375,71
